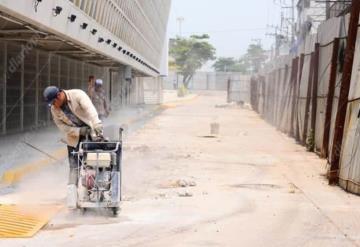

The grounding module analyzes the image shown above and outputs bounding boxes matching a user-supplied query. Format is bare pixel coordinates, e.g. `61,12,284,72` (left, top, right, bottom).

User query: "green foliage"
212,44,267,74
190,34,210,40
212,57,248,73
170,34,216,88
243,44,267,73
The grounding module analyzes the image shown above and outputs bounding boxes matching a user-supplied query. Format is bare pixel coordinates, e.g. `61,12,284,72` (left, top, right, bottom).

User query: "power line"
170,27,269,36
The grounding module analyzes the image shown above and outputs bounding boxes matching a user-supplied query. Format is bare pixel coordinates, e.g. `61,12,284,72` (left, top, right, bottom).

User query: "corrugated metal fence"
250,15,360,194
228,75,251,104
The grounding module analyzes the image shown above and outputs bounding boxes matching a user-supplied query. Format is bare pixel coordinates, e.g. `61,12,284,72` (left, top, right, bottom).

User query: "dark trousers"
67,142,82,185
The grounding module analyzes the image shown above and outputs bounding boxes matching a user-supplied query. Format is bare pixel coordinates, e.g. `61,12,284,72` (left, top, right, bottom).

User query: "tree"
212,57,248,73
212,57,236,72
243,44,267,73
170,34,216,88
212,44,267,74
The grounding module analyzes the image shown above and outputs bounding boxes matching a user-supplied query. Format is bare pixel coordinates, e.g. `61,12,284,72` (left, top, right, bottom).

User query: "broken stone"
178,191,193,197
176,179,196,188
177,179,188,187
158,193,167,198
188,181,196,187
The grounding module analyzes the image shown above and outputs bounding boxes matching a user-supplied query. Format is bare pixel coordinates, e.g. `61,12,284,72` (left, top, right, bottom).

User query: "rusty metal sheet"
314,17,342,153
297,35,316,143
328,15,349,162
339,101,360,191
338,14,360,193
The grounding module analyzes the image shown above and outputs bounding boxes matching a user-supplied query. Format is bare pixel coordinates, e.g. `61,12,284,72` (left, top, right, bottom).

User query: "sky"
167,0,285,60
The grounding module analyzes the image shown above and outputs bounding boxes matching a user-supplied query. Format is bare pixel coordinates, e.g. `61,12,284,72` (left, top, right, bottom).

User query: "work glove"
79,126,90,137
93,123,103,137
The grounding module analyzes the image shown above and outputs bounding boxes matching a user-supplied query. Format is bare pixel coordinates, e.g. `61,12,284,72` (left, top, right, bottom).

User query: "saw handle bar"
71,142,121,156
81,141,121,152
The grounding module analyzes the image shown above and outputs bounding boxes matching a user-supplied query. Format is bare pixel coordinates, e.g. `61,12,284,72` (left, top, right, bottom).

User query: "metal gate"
227,75,251,104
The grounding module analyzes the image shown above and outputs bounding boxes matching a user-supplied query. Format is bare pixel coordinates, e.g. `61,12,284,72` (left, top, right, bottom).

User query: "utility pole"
291,0,295,43
326,0,331,19
176,17,184,37
281,0,296,43
266,25,280,57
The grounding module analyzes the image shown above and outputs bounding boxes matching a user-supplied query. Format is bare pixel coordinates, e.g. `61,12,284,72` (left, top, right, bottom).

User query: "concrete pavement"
1,91,360,247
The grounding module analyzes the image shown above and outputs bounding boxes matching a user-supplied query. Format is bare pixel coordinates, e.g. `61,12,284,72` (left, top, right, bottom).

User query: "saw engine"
75,140,122,216
70,128,123,216
82,168,111,191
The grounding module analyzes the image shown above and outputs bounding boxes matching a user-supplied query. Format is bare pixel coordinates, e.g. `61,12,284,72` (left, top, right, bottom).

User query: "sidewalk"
0,104,161,186
0,90,198,186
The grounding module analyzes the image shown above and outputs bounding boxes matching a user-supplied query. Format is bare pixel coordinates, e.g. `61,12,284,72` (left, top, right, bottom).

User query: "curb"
1,148,67,186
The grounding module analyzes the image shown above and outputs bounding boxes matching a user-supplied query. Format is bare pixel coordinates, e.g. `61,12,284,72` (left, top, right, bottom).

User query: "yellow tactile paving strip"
0,204,61,238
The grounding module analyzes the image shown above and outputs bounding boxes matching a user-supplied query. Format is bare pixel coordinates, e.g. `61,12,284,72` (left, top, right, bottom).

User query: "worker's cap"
95,79,103,85
43,86,60,106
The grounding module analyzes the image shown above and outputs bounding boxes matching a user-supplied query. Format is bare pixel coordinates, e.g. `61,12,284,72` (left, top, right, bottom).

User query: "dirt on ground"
2,91,360,247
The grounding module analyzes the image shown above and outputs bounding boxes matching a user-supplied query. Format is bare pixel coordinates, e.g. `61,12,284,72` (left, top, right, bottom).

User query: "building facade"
0,0,171,134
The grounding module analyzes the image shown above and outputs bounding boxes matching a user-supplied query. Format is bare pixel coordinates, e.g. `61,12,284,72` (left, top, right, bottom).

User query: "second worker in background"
90,79,110,120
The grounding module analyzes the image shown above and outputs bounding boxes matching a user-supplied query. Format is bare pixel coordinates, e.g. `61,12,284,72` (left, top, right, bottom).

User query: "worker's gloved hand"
93,122,103,137
79,126,90,137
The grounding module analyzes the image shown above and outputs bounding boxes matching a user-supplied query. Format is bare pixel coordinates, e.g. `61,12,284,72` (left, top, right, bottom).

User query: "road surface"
2,91,360,247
